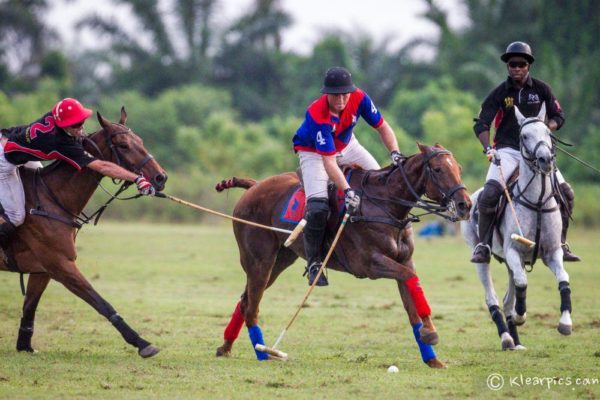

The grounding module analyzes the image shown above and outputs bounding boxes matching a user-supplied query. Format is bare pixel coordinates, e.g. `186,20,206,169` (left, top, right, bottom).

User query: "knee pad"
478,180,503,214
305,198,329,227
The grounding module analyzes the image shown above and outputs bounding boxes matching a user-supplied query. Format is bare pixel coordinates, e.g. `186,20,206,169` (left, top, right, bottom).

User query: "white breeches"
485,147,565,185
0,138,43,226
298,135,380,200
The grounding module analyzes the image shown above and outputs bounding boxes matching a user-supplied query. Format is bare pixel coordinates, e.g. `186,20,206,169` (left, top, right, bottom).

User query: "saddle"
280,169,348,226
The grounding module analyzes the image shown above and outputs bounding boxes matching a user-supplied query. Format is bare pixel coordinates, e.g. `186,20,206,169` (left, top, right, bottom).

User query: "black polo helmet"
320,67,357,94
500,41,535,64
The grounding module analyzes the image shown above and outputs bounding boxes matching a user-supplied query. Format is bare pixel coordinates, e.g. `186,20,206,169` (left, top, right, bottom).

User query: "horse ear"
514,106,526,126
119,106,127,124
97,112,110,128
537,102,546,120
417,142,427,154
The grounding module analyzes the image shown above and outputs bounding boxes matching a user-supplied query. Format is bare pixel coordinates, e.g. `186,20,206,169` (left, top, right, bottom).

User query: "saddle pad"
280,170,353,224
280,186,306,224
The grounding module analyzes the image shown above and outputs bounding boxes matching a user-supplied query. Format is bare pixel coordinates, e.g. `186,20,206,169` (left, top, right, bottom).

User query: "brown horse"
215,143,471,367
1,108,167,358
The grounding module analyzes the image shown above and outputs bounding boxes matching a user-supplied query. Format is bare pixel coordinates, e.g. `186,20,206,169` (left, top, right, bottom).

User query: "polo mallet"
496,165,535,248
284,218,306,247
155,192,293,235
256,212,351,360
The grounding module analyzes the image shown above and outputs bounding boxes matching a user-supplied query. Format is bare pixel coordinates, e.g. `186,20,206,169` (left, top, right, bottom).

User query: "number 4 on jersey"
316,130,326,146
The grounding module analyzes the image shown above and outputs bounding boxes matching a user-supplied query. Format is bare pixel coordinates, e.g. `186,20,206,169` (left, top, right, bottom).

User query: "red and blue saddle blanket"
280,171,353,224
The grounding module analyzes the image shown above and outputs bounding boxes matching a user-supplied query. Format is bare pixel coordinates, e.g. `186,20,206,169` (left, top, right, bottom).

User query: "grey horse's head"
514,103,555,174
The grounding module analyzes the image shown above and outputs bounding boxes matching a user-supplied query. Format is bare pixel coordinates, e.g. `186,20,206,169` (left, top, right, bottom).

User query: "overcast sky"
49,0,466,55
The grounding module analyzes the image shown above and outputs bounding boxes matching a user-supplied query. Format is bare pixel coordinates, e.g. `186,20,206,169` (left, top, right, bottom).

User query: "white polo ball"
387,365,399,373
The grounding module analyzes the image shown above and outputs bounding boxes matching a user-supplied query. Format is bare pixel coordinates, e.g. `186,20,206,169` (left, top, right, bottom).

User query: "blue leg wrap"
413,322,436,363
248,325,269,361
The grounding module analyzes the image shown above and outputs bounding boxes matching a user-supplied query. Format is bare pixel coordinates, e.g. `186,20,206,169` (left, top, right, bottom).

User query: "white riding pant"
485,147,565,186
298,135,380,200
0,136,43,226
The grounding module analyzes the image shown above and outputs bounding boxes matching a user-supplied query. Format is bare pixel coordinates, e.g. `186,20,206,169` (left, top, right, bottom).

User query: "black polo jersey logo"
504,97,514,108
527,93,541,104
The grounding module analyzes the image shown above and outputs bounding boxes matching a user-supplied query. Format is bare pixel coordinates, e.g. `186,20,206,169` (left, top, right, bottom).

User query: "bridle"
518,118,555,176
30,124,154,230
356,149,467,227
84,124,155,175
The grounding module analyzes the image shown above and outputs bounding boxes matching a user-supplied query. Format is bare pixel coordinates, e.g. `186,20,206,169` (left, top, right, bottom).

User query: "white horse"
461,103,572,350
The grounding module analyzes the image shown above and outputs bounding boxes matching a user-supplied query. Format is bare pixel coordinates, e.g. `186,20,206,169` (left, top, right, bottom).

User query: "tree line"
1,0,599,224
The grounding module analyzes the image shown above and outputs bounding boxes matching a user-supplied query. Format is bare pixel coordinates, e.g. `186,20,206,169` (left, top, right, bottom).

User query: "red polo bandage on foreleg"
224,301,245,342
405,276,431,317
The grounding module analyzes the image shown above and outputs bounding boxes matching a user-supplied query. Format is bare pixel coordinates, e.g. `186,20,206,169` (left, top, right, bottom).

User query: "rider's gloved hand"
390,150,406,166
344,188,360,214
485,146,501,165
135,175,155,196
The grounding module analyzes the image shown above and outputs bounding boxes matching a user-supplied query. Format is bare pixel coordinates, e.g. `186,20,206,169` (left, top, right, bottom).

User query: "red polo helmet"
52,98,93,128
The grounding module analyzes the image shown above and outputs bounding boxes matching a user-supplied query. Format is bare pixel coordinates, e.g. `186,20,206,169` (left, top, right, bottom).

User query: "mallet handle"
156,192,293,234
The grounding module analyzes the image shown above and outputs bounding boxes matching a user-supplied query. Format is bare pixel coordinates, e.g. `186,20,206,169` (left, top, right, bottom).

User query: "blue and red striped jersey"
293,89,384,155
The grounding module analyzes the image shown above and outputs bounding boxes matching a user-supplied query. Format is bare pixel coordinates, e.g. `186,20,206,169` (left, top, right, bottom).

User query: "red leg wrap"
405,276,431,317
224,301,245,342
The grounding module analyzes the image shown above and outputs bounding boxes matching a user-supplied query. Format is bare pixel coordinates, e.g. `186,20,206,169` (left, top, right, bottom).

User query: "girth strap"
349,215,416,230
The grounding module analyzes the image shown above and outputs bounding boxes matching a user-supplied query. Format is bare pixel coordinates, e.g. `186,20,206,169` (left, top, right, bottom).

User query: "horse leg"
397,282,444,369
505,248,527,325
503,269,526,350
372,253,437,345
49,261,159,358
543,249,572,335
216,247,297,359
474,263,514,350
16,273,50,352
216,294,246,357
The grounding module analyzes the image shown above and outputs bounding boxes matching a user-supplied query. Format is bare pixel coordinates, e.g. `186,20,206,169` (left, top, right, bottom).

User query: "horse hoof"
17,346,37,353
513,313,526,326
513,344,527,351
216,346,231,357
138,345,160,358
419,328,439,346
557,323,572,336
501,333,515,350
426,358,447,369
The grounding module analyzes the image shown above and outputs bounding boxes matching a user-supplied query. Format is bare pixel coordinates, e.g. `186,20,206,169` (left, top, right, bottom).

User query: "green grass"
0,223,599,399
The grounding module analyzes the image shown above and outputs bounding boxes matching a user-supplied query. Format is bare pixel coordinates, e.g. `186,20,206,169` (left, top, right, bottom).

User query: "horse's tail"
215,177,256,192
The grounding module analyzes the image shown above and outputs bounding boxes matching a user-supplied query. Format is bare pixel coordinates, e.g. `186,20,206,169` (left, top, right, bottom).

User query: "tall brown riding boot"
558,182,581,262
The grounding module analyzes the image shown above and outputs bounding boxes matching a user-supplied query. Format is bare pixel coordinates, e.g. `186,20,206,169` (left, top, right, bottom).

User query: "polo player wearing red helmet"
0,98,155,244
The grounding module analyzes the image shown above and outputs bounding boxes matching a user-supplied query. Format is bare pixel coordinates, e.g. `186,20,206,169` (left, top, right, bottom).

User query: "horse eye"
118,144,128,150
522,134,528,140
434,167,442,173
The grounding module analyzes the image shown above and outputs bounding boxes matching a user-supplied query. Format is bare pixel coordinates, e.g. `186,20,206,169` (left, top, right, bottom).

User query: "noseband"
519,118,555,175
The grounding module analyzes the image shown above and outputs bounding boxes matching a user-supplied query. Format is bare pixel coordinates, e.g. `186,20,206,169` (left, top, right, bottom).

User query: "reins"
356,150,466,228
28,128,147,231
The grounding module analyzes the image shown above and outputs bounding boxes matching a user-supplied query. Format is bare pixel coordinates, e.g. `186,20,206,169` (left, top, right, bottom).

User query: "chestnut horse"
0,108,167,358
215,144,471,367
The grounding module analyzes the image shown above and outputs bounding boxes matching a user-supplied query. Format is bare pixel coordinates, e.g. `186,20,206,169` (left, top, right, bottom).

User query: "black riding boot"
558,182,580,262
303,198,329,286
0,217,16,248
471,181,503,264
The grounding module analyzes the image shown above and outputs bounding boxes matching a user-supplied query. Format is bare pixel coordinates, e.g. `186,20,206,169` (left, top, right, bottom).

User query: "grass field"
0,223,599,399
